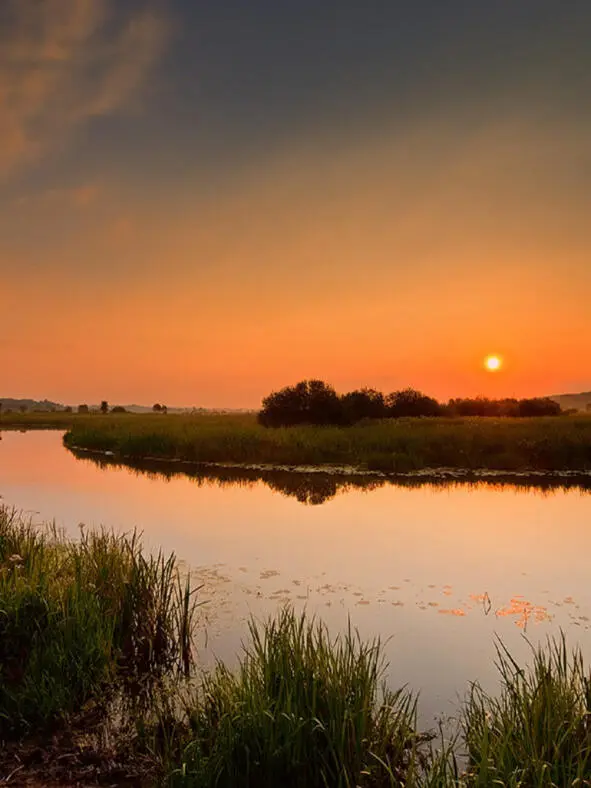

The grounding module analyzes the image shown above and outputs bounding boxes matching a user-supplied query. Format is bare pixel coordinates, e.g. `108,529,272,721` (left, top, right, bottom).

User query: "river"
1,429,590,725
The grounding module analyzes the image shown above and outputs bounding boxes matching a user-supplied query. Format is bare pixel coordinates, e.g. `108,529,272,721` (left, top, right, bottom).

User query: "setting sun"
484,355,502,372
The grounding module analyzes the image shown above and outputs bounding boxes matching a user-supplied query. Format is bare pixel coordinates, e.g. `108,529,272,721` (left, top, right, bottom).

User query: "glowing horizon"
1,2,589,408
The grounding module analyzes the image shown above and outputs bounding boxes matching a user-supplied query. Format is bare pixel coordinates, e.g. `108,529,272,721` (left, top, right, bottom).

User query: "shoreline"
67,442,591,485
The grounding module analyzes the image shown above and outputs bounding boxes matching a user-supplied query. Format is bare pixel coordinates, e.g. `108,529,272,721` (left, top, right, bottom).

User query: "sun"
484,355,502,372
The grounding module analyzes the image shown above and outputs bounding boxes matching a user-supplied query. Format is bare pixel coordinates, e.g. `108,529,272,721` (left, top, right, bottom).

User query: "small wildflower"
9,554,23,564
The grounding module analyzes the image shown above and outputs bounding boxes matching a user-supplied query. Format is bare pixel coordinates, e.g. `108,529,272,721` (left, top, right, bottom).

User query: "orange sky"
1,2,590,407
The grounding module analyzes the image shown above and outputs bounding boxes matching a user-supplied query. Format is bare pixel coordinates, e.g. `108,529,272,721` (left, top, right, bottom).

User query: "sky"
1,0,590,407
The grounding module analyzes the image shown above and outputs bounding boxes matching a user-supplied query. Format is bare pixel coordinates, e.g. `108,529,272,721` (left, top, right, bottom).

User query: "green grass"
462,637,591,786
53,412,591,472
0,506,196,739
162,609,426,788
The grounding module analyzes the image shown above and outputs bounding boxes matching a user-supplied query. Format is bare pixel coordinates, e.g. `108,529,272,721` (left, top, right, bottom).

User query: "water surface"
1,430,590,724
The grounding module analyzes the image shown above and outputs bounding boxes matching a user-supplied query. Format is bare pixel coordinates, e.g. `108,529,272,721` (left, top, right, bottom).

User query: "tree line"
258,380,563,427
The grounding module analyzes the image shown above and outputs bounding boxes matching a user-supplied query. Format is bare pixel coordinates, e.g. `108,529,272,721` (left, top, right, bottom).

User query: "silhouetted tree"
78,404,89,414
517,397,562,417
111,405,127,414
153,403,162,412
259,380,344,427
19,405,27,414
448,397,514,417
341,388,387,423
63,406,73,413
447,397,562,418
100,401,109,415
386,388,442,418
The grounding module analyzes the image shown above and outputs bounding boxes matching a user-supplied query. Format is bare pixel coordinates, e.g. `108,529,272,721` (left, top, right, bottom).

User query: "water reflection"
3,430,591,724
69,447,591,505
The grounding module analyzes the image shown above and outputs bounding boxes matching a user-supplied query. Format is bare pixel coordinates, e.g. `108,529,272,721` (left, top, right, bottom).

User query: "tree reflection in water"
68,449,591,506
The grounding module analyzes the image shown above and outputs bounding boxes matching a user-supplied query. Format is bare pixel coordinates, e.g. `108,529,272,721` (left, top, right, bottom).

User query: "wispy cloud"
13,182,101,209
0,0,170,176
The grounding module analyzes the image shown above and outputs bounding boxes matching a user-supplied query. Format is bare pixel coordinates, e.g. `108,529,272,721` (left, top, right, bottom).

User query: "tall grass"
462,636,591,786
0,507,197,738
166,609,424,787
62,412,591,473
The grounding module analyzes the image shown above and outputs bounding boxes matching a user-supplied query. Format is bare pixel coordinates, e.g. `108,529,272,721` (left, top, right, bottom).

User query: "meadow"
44,411,591,473
4,507,591,785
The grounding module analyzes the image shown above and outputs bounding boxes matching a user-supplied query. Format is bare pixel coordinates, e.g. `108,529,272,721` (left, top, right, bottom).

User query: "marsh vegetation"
58,411,591,473
4,505,591,785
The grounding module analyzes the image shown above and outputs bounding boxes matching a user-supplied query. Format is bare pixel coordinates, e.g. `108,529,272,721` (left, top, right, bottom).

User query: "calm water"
1,429,591,724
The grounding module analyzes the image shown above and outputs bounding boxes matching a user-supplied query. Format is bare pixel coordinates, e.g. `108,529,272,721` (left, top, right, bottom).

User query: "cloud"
13,182,101,209
0,0,170,176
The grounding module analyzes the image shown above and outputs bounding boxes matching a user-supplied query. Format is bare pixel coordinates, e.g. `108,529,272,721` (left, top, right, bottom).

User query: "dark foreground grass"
462,638,591,786
61,412,591,472
153,619,591,787
0,507,196,740
166,610,425,788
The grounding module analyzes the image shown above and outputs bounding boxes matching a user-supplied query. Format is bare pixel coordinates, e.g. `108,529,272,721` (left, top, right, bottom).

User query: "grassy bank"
4,507,591,784
60,412,591,472
0,506,196,782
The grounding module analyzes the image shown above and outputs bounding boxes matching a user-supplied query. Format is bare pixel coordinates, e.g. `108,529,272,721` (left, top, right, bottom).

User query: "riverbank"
0,506,196,785
54,412,591,473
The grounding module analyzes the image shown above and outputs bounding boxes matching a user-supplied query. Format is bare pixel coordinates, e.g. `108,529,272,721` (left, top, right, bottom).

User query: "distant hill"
550,392,591,412
0,398,64,412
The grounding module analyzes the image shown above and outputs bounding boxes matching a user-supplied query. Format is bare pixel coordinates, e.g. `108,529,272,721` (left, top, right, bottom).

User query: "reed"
60,412,591,473
166,608,425,787
0,507,197,738
462,635,591,785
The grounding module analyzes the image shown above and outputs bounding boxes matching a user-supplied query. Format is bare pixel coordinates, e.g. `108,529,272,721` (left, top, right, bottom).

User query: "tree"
78,404,89,414
517,398,562,417
341,388,387,423
100,401,109,415
111,405,127,414
258,380,344,427
386,388,442,418
153,403,162,412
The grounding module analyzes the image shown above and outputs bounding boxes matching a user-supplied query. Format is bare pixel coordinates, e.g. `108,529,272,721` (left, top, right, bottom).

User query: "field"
24,411,591,473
